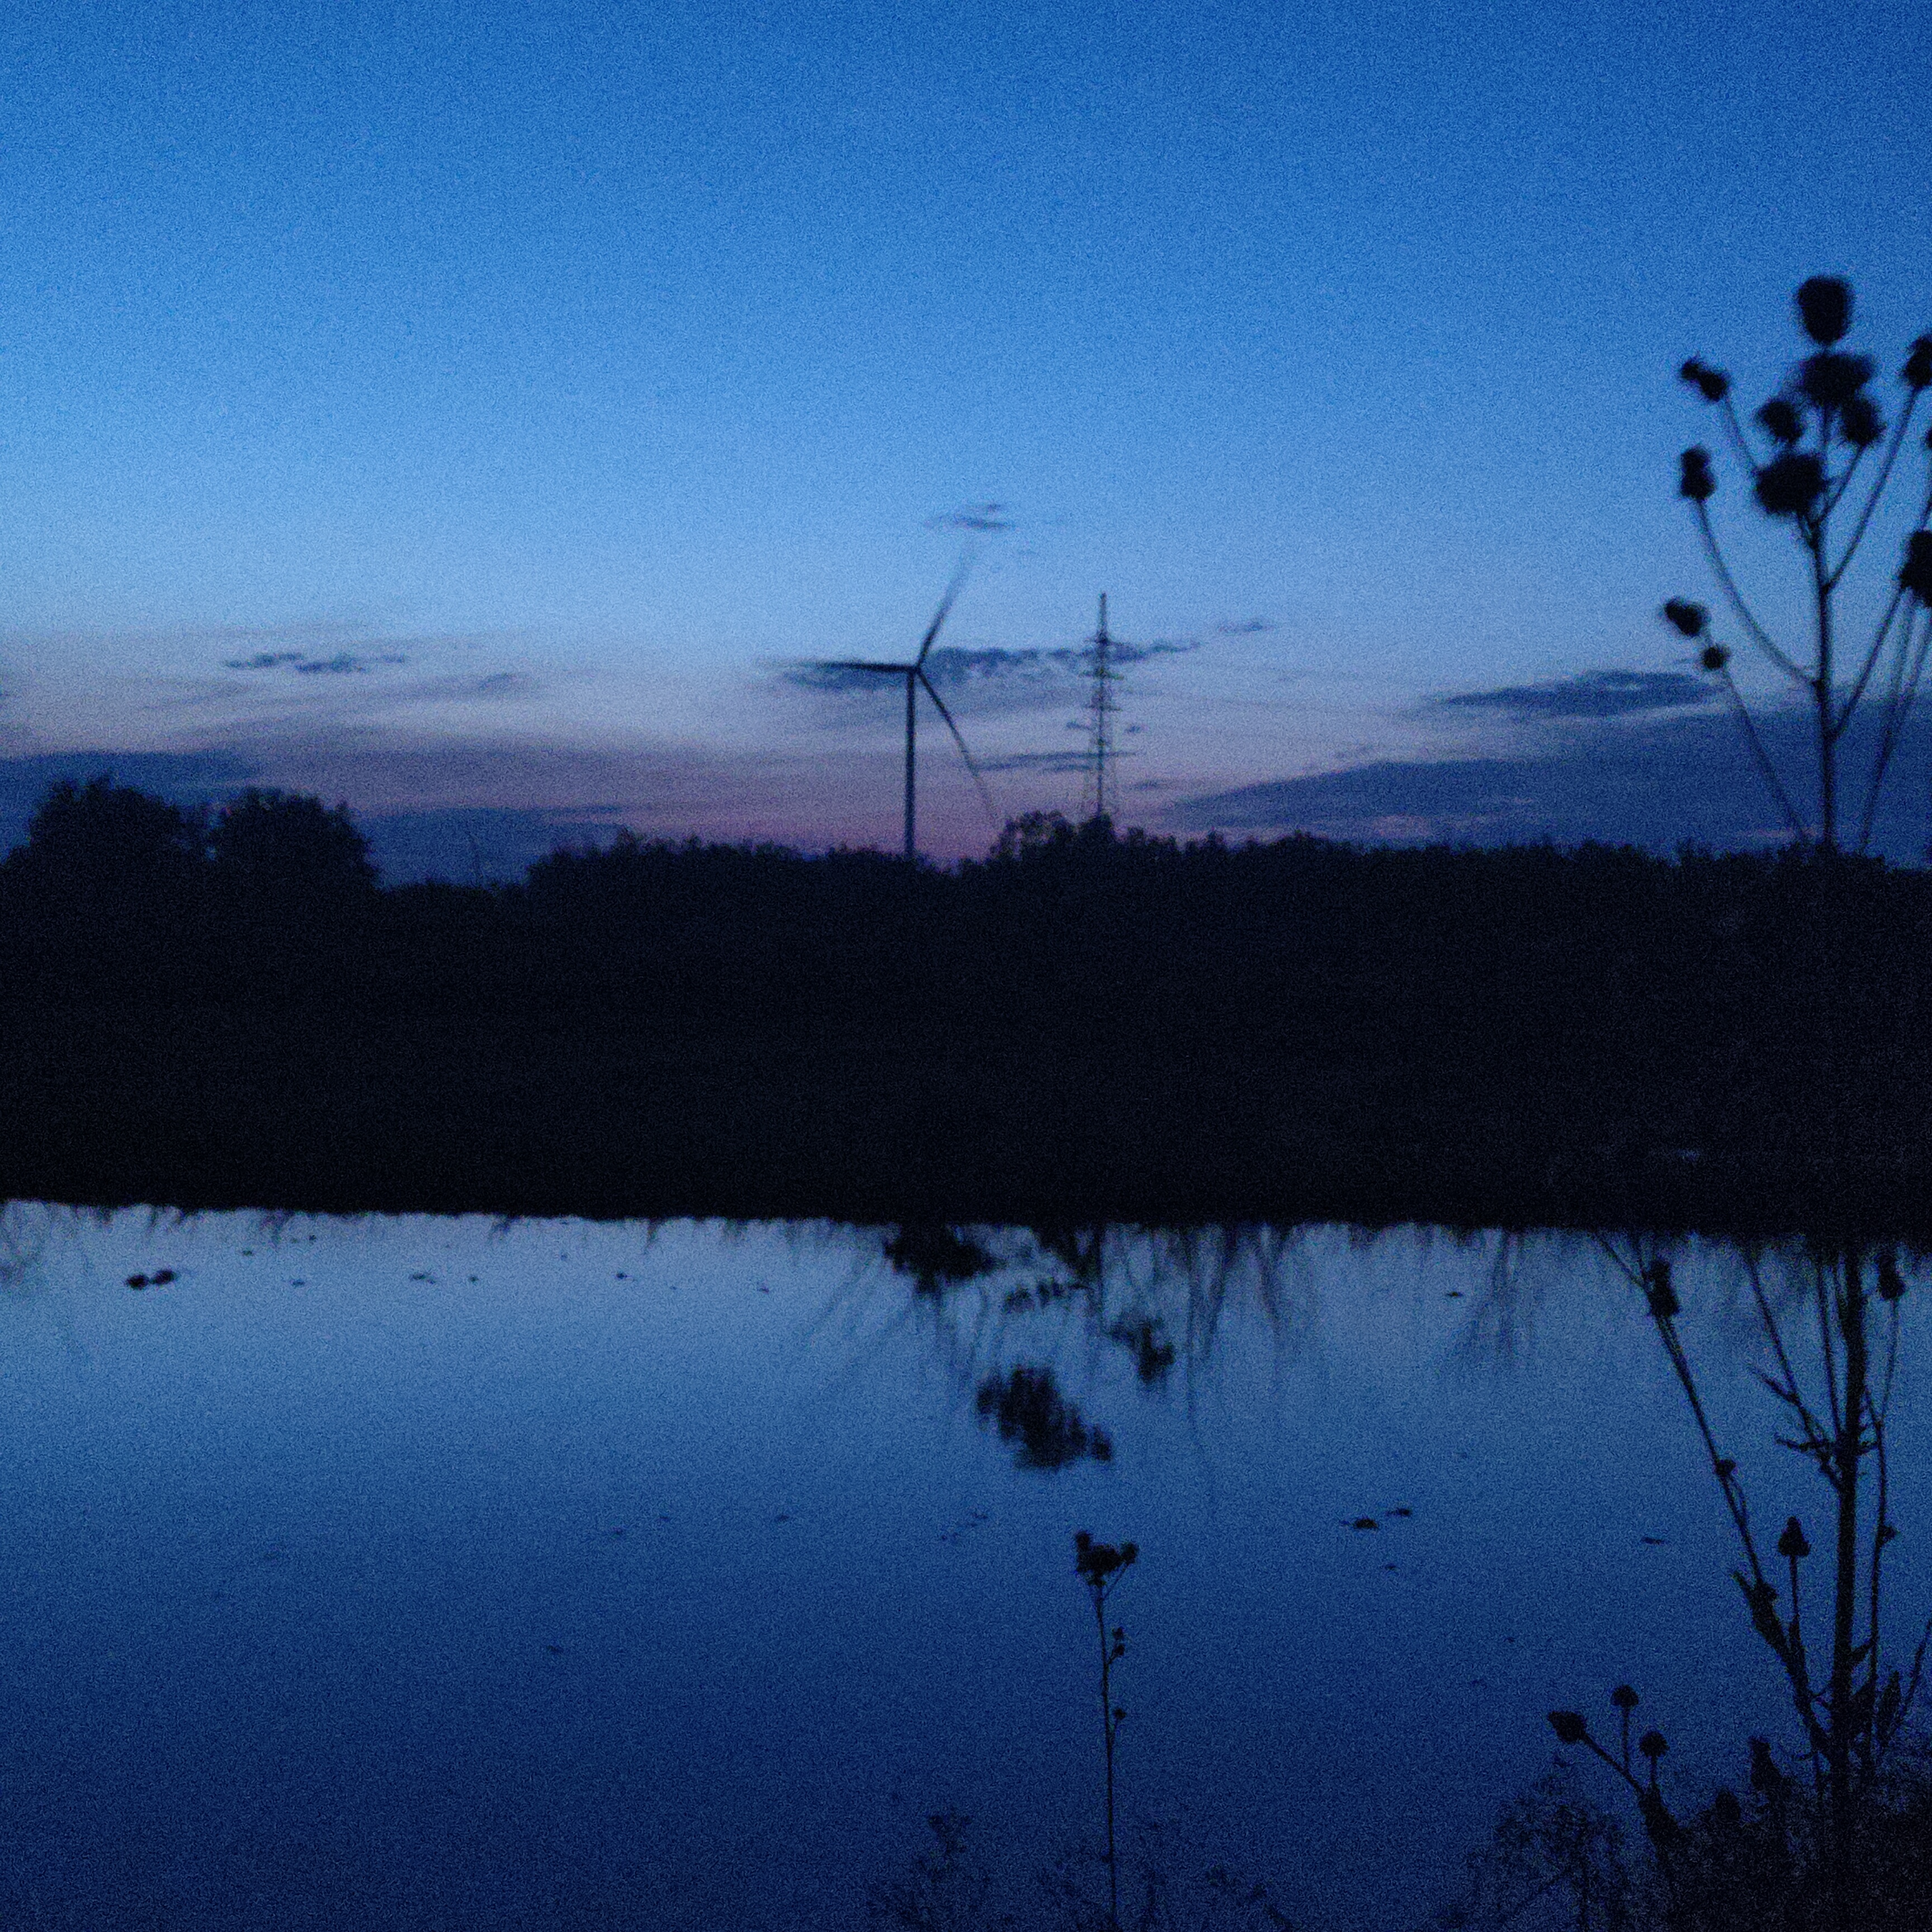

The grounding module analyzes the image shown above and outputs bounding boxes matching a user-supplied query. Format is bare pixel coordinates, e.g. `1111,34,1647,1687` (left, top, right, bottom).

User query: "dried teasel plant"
1668,280,1932,852
1549,1239,1931,1931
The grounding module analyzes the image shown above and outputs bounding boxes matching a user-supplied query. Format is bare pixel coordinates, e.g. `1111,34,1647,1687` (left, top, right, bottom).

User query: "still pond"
0,1208,1923,1929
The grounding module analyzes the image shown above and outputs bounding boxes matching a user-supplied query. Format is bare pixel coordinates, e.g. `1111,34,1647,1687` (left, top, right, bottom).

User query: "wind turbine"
814,556,1000,859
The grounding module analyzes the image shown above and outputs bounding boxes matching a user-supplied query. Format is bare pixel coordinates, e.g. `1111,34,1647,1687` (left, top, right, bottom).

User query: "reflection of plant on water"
0,1201,55,1295
819,1222,1319,1472
838,1223,1932,1929
851,1220,1693,1466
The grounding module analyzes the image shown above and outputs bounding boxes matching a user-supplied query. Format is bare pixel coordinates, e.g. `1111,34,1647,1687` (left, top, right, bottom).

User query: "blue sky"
2,0,1930,874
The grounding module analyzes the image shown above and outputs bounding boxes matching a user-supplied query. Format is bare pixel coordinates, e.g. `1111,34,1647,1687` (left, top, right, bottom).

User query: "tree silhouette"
4,775,207,911
209,788,377,902
1668,277,1932,852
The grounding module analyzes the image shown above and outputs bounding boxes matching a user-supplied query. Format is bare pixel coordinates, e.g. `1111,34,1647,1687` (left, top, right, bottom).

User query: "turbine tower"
1079,593,1122,826
810,557,999,860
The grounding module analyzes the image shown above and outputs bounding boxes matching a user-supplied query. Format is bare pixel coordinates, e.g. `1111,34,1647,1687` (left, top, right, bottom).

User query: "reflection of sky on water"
0,1211,1922,1930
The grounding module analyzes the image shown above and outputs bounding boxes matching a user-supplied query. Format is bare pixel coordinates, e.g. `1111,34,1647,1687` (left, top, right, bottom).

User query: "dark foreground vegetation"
5,779,1932,1232
874,1236,1932,1932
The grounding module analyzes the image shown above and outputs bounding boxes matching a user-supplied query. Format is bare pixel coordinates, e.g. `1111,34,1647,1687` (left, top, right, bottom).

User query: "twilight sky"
3,0,1930,877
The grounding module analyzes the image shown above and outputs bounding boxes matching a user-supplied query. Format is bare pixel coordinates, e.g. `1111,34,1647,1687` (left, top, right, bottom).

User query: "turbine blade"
918,671,1001,828
914,550,976,669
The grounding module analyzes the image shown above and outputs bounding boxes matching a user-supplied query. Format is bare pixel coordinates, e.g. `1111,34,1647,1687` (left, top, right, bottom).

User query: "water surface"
0,1210,1922,1929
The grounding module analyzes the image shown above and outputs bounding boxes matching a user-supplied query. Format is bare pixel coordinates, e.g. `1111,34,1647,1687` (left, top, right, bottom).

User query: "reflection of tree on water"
883,1224,1001,1298
976,1365,1113,1469
847,1221,1932,1926
1444,1229,1560,1369
876,1220,1310,1343
1109,1318,1177,1387
850,1222,1314,1472
0,1201,55,1295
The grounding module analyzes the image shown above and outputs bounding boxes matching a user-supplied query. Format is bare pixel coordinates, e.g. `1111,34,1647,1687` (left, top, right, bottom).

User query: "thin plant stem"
1097,1591,1117,1926
1825,1247,1869,1929
1696,503,1808,685
1832,580,1906,740
1810,513,1837,849
1073,1532,1137,1932
1718,391,1764,480
1855,594,1923,851
1830,386,1924,588
1717,666,1807,841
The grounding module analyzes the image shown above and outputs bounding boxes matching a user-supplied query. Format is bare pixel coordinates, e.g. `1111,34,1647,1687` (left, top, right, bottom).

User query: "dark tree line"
3,781,1930,1227
0,778,378,998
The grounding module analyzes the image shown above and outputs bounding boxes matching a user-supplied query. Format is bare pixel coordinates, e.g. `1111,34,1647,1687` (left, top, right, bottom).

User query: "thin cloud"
932,647,1063,684
1163,708,1930,861
83,627,550,735
295,652,410,675
27,618,528,672
200,620,522,683
221,645,409,675
1435,669,1715,720
784,662,907,695
782,634,1205,697
1077,637,1201,666
776,645,1068,699
1214,618,1277,636
927,503,1015,532
978,750,1096,774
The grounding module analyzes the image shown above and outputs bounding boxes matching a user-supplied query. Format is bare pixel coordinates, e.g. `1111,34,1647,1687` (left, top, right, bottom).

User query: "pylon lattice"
1079,592,1121,825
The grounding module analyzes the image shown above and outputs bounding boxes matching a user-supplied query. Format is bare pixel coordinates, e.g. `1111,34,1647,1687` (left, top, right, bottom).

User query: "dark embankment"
2,788,1929,1233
